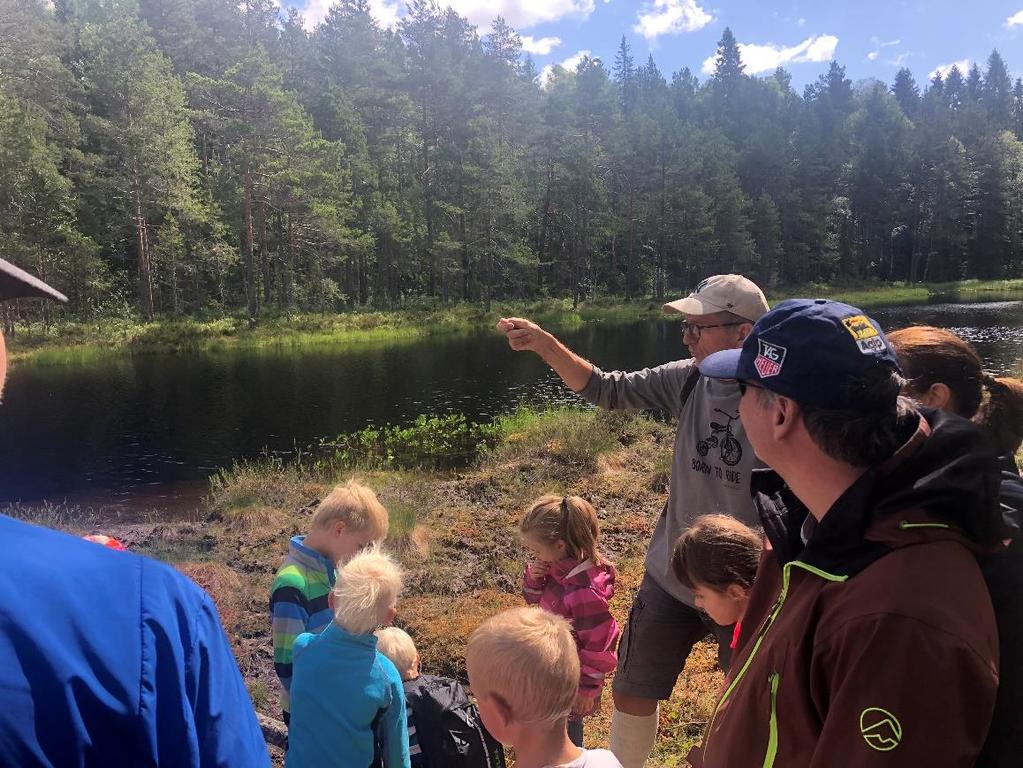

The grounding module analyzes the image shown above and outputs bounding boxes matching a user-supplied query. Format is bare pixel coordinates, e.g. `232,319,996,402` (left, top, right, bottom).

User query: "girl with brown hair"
889,325,1023,768
888,325,1023,460
671,515,762,651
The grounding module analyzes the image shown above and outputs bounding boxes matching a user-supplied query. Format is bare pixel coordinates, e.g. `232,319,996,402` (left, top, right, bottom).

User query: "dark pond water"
1,300,1020,515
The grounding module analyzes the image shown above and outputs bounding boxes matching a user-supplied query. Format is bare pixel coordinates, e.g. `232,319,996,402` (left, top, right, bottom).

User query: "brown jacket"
689,409,1001,768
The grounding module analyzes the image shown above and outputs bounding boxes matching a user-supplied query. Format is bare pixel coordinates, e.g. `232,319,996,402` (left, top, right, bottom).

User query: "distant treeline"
2,0,1022,321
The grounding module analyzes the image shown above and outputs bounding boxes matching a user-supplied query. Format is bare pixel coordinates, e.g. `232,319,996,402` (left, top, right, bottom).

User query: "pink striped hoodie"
523,557,620,698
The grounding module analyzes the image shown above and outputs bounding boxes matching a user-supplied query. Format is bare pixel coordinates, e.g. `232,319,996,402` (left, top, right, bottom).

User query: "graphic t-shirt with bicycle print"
580,359,761,606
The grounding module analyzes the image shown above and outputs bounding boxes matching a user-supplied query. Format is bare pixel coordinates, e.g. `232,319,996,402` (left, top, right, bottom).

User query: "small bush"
490,407,617,469
207,456,320,525
316,414,502,471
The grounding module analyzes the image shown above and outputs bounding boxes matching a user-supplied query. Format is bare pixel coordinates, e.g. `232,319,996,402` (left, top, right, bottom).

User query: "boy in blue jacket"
286,546,410,768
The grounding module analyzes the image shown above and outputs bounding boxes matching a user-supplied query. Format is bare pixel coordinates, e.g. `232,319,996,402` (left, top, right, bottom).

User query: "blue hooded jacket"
0,515,270,767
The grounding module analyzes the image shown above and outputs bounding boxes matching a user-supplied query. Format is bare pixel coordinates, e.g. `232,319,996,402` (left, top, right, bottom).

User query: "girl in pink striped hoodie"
520,495,620,749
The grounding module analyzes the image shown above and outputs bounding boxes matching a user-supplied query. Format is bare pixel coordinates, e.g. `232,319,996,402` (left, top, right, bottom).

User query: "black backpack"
404,674,506,768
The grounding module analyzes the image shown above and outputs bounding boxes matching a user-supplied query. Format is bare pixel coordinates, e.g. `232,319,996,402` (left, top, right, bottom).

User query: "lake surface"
2,300,1020,515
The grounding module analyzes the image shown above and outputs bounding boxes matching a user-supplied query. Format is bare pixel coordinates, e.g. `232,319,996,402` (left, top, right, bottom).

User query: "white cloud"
369,0,403,29
443,0,595,30
700,34,839,76
890,51,912,67
1006,10,1023,27
929,59,970,79
633,0,713,40
797,17,806,27
299,0,330,29
539,49,592,87
299,0,402,30
301,0,593,32
521,35,563,55
866,37,900,63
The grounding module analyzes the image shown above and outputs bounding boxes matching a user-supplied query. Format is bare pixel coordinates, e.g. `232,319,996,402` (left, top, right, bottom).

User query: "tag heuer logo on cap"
754,339,786,378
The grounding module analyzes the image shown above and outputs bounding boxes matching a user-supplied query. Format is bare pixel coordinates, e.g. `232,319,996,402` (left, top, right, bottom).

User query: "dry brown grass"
149,409,723,766
176,562,244,638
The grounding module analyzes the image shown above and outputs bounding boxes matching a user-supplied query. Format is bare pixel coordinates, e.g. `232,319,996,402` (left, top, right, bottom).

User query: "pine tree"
1013,79,1023,140
613,36,636,117
983,50,1014,130
80,4,201,318
750,192,781,286
892,67,920,119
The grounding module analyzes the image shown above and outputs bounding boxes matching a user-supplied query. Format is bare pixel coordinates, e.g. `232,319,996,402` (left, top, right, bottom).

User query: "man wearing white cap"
498,274,768,767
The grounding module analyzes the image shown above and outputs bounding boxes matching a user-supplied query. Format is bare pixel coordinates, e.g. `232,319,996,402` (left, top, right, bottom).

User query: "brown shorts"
612,572,734,701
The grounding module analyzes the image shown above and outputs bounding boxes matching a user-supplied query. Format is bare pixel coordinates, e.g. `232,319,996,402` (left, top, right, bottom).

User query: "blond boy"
286,547,410,768
376,628,425,766
466,608,622,768
270,480,389,723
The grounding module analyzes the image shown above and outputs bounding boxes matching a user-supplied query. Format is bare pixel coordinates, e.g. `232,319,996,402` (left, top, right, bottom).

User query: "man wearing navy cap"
690,299,1001,767
0,260,270,767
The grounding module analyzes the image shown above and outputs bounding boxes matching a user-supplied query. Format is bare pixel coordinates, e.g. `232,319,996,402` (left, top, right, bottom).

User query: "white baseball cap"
663,274,768,322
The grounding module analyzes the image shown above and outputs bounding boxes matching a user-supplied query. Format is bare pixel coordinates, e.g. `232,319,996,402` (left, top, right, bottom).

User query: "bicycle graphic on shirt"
696,409,743,466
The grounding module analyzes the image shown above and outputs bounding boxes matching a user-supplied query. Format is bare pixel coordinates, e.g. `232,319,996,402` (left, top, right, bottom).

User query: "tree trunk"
536,156,554,294
36,255,50,328
171,240,180,318
132,179,154,320
242,166,259,321
421,101,437,297
259,197,271,306
286,207,295,309
626,185,635,299
656,158,667,301
459,178,470,301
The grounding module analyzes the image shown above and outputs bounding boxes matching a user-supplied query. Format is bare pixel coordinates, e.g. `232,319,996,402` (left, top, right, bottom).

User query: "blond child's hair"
466,607,578,724
672,514,762,591
312,479,389,540
519,494,606,565
332,546,403,635
375,627,418,679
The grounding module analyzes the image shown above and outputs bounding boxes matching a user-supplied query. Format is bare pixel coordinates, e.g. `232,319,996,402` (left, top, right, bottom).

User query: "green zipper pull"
763,672,780,768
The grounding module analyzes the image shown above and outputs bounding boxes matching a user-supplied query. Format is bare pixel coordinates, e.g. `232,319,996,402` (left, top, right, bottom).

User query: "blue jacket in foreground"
286,623,410,768
0,515,270,768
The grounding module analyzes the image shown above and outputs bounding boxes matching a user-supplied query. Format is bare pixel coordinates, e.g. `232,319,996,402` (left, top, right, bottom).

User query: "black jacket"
976,453,1023,767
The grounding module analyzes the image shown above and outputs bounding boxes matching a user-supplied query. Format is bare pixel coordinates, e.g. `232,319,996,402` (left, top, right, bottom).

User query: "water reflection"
0,300,1019,512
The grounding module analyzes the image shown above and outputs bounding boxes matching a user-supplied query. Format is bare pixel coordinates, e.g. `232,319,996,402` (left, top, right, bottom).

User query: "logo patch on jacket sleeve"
754,340,787,378
859,707,903,752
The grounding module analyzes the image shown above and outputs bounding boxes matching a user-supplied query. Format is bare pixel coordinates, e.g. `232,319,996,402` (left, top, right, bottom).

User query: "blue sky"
291,0,1023,90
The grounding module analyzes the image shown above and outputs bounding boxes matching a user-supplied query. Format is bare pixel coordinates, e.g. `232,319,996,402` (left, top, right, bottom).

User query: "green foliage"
207,454,317,525
490,407,620,469
0,3,1021,332
317,414,503,471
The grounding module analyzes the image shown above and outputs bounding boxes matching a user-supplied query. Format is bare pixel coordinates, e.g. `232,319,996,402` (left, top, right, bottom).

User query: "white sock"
609,705,658,768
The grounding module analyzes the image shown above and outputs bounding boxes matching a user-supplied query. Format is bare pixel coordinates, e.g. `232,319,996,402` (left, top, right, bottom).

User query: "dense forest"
2,0,1022,321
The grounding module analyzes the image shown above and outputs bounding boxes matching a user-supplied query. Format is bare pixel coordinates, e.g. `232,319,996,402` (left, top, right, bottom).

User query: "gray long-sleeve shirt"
579,360,761,605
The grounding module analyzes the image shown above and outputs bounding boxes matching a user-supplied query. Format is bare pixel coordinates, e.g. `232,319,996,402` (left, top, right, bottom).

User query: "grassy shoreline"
10,278,1023,364
13,405,1023,766
14,407,719,766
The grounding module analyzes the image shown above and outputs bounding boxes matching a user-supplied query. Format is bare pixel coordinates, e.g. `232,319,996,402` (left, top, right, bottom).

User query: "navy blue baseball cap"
699,299,902,409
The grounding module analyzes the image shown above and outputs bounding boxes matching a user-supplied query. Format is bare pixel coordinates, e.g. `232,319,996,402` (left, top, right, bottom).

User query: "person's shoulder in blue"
0,258,268,768
286,547,410,768
0,514,270,768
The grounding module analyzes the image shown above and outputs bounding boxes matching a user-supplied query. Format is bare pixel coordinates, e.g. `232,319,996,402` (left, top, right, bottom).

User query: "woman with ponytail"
889,326,1022,767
